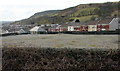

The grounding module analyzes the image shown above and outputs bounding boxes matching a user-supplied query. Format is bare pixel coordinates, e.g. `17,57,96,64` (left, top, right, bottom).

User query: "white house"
68,26,74,31
67,22,87,32
29,26,46,34
17,29,27,34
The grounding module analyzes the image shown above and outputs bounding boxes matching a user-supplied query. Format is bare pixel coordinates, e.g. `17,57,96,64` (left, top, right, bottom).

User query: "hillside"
12,1,120,25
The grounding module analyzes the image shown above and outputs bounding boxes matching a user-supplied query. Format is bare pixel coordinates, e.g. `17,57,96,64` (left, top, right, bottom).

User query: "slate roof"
41,26,51,31
68,22,87,26
49,24,60,29
60,22,87,27
97,18,113,24
86,20,98,25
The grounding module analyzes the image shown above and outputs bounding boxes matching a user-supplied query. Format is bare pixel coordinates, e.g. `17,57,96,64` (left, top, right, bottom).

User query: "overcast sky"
0,0,119,21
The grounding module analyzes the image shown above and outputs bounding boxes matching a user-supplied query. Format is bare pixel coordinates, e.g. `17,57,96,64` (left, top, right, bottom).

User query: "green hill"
12,1,120,25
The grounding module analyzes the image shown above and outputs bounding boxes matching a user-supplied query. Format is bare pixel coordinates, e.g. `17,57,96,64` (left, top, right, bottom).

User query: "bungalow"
67,22,87,32
59,23,68,32
48,24,60,32
97,19,112,31
97,18,119,31
87,21,98,32
68,22,80,31
30,26,46,34
41,26,51,32
16,28,29,34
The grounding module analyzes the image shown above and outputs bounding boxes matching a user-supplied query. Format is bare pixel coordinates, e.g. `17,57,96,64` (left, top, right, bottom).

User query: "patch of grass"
69,41,77,45
55,44,64,48
69,43,75,45
71,40,76,43
91,45,97,47
74,7,97,16
41,37,47,39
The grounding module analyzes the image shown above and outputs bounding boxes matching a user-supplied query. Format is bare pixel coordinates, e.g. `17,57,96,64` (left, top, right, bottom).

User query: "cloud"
0,0,119,21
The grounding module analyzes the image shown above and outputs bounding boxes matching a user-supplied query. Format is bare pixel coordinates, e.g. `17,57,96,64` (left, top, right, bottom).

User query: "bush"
2,47,120,70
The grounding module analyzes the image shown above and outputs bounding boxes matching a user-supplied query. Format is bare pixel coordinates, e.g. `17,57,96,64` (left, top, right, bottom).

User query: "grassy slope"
12,1,119,25
70,15,98,22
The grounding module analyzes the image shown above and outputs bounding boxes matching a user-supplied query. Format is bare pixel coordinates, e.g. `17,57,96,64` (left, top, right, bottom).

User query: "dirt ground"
1,34,119,49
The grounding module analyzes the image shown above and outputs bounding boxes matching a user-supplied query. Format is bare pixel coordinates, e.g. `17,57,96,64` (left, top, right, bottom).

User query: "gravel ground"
1,34,119,49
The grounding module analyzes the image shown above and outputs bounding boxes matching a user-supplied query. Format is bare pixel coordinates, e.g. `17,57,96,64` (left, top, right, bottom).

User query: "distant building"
97,18,119,31
59,23,68,32
97,19,111,31
87,21,98,32
1,29,9,34
30,26,46,34
67,22,87,32
48,24,60,32
88,25,97,31
17,28,29,34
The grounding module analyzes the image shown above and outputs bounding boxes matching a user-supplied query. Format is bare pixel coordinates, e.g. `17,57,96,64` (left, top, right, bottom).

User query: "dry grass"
2,34,119,49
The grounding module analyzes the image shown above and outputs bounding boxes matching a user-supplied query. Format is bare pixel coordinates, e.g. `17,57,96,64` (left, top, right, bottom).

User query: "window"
92,26,95,28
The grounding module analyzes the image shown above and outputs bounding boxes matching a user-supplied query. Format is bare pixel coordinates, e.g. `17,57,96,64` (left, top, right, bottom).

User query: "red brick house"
79,25,88,32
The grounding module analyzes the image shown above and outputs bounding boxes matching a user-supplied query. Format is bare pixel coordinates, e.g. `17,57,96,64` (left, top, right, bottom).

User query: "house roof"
41,26,51,30
2,24,32,33
49,24,60,29
7,28,20,32
30,26,46,32
97,18,113,24
86,20,98,25
1,29,9,34
2,26,9,31
60,22,87,27
60,23,69,27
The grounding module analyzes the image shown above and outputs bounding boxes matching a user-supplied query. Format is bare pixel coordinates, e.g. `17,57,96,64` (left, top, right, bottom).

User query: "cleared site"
2,34,119,49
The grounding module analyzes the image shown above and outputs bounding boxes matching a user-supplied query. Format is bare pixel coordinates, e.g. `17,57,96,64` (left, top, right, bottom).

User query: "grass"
55,44,64,48
41,37,47,39
91,45,97,47
71,40,76,43
69,40,77,45
74,7,97,16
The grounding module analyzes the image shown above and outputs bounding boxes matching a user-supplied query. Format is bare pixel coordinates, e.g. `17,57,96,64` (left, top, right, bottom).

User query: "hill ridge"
12,1,120,25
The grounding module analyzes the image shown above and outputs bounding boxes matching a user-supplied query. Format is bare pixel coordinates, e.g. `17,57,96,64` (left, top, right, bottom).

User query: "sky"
0,0,119,21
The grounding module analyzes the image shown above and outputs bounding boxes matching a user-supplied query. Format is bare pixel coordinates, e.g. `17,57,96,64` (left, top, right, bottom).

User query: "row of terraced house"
48,18,119,32
1,18,119,35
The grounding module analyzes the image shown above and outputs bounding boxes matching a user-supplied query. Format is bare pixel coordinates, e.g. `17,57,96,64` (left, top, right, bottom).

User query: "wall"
109,18,119,30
